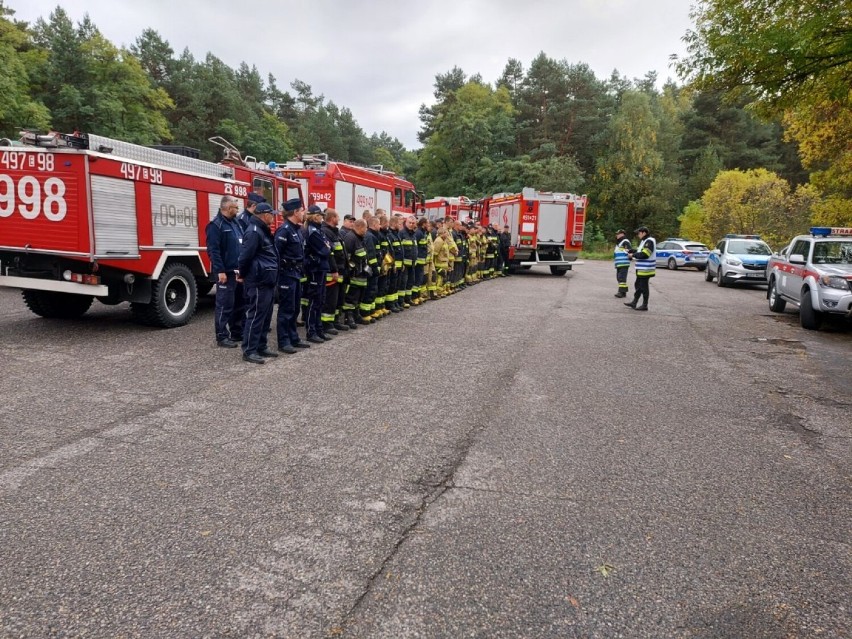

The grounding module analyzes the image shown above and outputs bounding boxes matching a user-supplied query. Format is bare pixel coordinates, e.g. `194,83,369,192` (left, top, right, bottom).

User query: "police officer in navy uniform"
274,198,310,354
303,205,333,343
237,202,279,364
205,195,243,347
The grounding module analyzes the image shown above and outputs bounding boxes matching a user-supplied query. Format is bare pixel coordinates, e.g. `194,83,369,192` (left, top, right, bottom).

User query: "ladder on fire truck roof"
21,130,236,181
282,153,396,177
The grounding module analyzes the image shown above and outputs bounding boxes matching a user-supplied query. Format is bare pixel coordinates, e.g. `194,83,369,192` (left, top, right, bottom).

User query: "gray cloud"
12,0,693,148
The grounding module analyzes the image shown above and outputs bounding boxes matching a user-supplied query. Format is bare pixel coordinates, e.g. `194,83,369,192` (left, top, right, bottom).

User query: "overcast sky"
11,0,695,149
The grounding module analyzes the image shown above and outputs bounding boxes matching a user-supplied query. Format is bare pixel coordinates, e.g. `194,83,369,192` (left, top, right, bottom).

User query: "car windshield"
728,240,771,255
812,240,852,265
685,244,709,252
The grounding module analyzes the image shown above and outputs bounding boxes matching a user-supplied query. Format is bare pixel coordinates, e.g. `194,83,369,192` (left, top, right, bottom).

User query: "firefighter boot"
345,311,358,330
323,322,339,336
614,290,627,298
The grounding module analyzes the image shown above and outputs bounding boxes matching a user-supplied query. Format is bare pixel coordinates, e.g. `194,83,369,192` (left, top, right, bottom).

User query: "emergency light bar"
724,234,761,239
810,227,852,237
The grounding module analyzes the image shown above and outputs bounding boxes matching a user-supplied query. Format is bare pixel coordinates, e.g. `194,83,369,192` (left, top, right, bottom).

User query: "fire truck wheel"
132,263,197,328
549,266,569,276
798,288,823,330
22,290,94,319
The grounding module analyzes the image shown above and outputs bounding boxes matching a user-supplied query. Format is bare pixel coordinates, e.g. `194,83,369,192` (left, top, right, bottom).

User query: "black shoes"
635,305,649,311
243,353,265,364
333,322,349,332
279,345,297,354
319,333,333,341
624,301,637,308
324,325,339,335
293,342,311,349
217,339,238,348
614,291,627,298
307,335,325,344
258,348,279,358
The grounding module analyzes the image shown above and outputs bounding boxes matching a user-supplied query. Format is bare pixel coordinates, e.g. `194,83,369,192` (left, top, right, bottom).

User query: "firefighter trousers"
616,266,629,291
305,270,327,338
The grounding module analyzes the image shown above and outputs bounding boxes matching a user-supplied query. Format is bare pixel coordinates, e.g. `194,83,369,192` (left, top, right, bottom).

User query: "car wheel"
704,266,713,282
667,257,677,270
716,266,726,287
799,288,823,330
768,278,786,312
697,265,707,272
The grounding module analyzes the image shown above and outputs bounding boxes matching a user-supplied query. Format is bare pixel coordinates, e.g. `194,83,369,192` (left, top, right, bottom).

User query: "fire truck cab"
423,196,475,223
0,131,303,327
477,187,586,275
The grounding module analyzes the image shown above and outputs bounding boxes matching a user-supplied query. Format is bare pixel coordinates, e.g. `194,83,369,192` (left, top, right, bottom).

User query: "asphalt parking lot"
1,261,849,638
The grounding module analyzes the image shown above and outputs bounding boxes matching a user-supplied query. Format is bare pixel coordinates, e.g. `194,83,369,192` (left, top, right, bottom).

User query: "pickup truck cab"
767,227,852,329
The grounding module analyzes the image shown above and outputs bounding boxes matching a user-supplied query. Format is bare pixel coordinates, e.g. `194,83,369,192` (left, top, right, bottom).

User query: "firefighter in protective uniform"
613,229,632,297
303,206,333,343
625,226,655,311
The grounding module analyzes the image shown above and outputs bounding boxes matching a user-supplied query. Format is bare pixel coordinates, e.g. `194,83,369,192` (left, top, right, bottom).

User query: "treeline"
0,4,417,175
2,2,849,245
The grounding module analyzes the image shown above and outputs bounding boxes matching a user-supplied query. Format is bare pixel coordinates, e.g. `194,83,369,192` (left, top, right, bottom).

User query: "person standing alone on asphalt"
205,195,242,348
613,229,632,298
237,202,280,363
625,226,656,311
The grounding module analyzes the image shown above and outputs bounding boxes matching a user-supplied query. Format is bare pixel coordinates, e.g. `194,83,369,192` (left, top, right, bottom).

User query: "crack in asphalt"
329,282,568,636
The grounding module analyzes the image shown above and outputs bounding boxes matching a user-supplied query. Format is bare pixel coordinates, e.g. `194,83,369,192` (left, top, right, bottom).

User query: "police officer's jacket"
399,226,417,265
343,231,368,277
274,219,305,279
321,222,345,277
304,221,332,274
238,216,277,287
614,238,632,269
205,212,242,277
499,231,511,251
235,208,253,234
633,237,657,277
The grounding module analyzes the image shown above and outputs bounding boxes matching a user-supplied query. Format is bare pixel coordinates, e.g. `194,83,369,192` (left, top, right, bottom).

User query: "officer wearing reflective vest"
399,216,418,307
387,215,405,312
625,226,655,311
342,219,370,326
237,202,279,364
274,199,310,354
613,229,632,298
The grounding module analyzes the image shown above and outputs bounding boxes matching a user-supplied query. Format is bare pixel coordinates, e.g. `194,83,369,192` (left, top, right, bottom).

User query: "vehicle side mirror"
789,254,806,265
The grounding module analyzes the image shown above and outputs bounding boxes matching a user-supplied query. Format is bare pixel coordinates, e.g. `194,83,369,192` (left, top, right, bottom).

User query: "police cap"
616,229,626,235
255,202,274,214
635,226,649,234
307,205,324,215
282,198,304,212
248,192,266,204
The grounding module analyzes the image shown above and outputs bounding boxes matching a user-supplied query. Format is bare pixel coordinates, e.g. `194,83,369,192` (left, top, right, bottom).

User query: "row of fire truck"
425,189,587,275
0,132,419,327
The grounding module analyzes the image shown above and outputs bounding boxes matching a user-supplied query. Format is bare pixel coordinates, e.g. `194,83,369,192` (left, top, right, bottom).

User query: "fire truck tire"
798,288,822,330
131,263,197,328
549,266,569,276
22,290,94,319
767,278,786,312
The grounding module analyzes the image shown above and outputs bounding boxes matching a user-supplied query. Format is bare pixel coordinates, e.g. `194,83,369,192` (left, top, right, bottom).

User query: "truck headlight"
725,258,742,266
819,275,849,290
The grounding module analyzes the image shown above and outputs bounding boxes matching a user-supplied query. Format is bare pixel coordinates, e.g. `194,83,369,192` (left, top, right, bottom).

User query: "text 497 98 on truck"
0,131,303,328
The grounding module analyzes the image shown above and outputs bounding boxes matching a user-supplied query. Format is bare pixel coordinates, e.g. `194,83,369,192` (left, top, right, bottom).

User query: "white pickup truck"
766,227,852,329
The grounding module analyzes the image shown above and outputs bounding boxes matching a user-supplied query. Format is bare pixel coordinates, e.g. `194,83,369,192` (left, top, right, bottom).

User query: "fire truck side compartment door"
335,181,353,217
91,175,139,257
536,203,567,244
376,189,392,215
151,185,200,248
354,185,376,214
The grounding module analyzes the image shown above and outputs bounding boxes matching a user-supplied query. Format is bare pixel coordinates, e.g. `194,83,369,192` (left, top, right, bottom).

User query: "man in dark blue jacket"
205,195,242,347
303,205,333,343
237,202,279,364
274,199,309,354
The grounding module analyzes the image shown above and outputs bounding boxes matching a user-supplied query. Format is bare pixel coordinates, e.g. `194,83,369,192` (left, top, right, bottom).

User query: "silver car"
706,235,772,286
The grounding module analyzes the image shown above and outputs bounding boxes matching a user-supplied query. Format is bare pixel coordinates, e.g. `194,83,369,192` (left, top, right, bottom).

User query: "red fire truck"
423,196,475,223
476,188,587,275
0,131,303,327
274,154,418,219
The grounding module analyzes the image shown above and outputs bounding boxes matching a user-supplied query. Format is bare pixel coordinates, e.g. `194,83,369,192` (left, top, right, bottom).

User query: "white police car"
705,235,772,286
767,227,852,330
655,239,710,270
